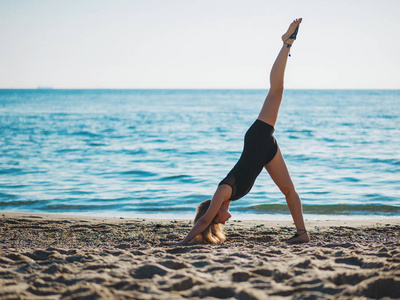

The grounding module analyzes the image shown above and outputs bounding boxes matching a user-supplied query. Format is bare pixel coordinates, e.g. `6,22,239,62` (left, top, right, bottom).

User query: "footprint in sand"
23,250,55,261
165,247,189,254
231,271,252,282
190,286,236,299
27,279,66,296
335,257,363,267
43,263,75,275
160,277,199,292
293,258,312,269
362,261,385,269
5,253,35,264
131,264,168,279
191,260,210,268
252,268,274,277
66,255,84,263
159,260,189,270
171,277,197,291
359,277,400,299
330,272,372,286
251,268,293,283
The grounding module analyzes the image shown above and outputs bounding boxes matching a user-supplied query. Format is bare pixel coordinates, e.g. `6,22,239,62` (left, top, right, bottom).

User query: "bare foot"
286,230,310,244
282,18,302,45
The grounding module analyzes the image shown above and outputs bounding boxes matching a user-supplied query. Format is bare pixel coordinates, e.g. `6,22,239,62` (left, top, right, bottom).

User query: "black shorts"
219,119,278,201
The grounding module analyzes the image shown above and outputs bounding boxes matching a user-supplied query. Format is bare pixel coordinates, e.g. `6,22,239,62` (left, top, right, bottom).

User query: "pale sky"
1,0,399,89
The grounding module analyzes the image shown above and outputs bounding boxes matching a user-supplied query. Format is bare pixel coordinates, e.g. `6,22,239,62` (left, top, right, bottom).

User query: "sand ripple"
0,215,399,299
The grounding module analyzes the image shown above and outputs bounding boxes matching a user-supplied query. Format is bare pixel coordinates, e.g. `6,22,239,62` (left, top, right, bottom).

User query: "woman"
167,18,309,245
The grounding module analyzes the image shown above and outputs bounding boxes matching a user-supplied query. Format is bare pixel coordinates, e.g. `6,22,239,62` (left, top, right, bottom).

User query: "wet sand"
1,212,400,299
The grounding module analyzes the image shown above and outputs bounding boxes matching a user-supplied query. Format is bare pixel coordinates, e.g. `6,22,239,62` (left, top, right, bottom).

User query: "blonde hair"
193,199,226,244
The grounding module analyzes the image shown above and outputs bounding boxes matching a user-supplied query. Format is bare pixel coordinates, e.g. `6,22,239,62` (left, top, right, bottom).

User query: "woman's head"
193,199,230,244
214,204,232,225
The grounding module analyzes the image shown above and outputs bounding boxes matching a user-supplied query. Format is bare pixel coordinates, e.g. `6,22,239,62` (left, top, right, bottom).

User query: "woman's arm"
178,216,212,245
167,187,228,245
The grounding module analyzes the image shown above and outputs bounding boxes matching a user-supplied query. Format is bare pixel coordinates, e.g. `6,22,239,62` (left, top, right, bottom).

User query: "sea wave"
243,204,400,215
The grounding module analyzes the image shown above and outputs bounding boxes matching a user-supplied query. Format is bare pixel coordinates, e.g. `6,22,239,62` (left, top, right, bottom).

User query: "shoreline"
1,212,399,299
2,210,400,222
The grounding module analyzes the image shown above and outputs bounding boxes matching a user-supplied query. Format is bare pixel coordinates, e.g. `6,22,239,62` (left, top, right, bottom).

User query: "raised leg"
258,18,302,127
265,147,310,243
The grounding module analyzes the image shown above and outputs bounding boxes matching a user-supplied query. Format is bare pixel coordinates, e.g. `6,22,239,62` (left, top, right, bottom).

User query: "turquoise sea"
0,89,399,219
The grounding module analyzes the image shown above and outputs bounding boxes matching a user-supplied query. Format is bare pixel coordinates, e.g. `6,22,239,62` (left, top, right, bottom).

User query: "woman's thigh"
257,90,283,127
264,147,295,194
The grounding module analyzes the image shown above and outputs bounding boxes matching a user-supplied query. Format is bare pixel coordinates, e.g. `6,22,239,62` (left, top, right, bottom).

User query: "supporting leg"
265,147,310,243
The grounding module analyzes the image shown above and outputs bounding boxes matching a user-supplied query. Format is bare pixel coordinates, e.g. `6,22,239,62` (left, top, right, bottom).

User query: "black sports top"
219,119,278,201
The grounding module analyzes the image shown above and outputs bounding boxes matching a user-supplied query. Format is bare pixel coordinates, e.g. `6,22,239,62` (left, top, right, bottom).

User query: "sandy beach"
1,212,399,299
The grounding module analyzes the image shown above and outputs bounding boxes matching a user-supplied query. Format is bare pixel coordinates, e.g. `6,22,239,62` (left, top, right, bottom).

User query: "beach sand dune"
1,213,399,299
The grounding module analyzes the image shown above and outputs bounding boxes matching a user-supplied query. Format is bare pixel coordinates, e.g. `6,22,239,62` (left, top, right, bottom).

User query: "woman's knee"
269,84,284,95
280,184,296,197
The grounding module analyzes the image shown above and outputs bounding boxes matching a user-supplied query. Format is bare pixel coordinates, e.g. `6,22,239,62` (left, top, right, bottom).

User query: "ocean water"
1,89,399,219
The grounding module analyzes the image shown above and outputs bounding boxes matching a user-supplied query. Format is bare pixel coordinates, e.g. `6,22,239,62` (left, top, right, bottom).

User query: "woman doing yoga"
166,18,310,245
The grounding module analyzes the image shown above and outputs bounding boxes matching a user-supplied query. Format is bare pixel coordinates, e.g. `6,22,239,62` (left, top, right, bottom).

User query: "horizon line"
1,88,400,91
